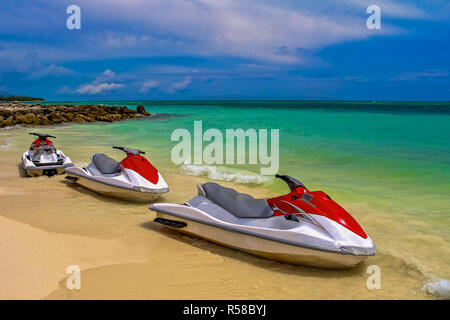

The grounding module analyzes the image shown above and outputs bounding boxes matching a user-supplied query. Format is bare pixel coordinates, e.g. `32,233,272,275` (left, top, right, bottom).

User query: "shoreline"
0,102,150,128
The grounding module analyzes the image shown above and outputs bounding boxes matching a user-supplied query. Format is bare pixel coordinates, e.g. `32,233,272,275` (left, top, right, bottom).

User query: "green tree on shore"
0,95,45,102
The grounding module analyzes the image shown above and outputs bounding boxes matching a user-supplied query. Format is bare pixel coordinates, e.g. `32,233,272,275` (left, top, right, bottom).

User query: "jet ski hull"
25,166,68,177
151,202,374,269
65,168,168,202
22,150,73,177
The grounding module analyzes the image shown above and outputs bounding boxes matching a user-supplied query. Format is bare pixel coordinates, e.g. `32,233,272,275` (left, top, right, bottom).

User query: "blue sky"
0,0,449,100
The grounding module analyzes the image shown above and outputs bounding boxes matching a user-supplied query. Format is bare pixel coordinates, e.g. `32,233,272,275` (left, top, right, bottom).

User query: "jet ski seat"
92,153,119,174
201,182,273,218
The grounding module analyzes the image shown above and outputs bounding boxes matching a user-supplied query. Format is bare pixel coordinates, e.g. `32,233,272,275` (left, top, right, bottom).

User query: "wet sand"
0,127,442,299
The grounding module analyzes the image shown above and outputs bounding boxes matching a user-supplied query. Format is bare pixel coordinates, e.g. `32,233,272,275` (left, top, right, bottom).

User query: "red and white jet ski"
22,132,74,177
150,174,375,268
65,146,169,202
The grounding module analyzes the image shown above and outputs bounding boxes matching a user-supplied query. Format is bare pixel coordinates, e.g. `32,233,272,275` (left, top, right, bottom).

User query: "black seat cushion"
202,182,273,218
92,153,119,174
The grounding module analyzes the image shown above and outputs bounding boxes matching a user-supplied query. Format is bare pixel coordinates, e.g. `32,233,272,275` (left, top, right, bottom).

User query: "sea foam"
1,124,23,130
423,278,450,299
181,164,269,184
0,138,12,149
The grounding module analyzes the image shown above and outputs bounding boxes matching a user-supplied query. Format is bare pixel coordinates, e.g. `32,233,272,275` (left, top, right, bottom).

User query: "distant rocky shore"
0,102,150,127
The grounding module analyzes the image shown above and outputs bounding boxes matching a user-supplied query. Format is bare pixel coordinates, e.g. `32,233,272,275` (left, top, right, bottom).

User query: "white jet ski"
22,132,74,177
65,146,169,202
150,174,376,268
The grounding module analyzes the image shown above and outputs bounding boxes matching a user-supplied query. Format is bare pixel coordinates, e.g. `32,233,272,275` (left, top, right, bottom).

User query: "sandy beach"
0,125,445,300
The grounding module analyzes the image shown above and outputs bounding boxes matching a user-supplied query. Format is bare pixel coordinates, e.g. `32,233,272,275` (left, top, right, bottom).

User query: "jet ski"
150,174,376,268
22,132,74,177
65,146,169,202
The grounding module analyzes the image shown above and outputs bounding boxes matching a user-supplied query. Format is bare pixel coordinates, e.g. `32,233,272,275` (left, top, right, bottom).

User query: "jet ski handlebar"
29,132,56,139
275,174,307,191
113,146,145,155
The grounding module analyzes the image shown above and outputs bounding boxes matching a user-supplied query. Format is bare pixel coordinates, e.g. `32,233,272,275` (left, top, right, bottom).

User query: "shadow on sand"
17,163,29,178
139,220,368,279
60,179,147,207
60,179,170,209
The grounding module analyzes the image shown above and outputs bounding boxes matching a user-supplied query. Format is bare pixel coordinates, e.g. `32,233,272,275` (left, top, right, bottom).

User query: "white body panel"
22,149,73,176
65,166,169,202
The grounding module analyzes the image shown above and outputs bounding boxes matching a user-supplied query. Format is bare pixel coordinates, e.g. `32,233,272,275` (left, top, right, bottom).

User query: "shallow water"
1,100,449,299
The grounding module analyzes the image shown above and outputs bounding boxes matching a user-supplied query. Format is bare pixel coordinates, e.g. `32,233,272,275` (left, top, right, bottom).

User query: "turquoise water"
49,100,450,230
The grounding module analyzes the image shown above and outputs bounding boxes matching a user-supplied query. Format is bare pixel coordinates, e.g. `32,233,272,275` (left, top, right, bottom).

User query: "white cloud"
390,70,449,81
74,0,390,63
27,64,74,80
102,69,116,78
75,69,127,95
140,80,160,93
1,0,437,66
76,82,125,95
167,77,192,93
103,33,152,47
94,69,119,82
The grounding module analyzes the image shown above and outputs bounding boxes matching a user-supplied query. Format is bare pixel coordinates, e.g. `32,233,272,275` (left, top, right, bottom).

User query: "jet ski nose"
305,191,368,239
340,243,376,256
310,213,376,256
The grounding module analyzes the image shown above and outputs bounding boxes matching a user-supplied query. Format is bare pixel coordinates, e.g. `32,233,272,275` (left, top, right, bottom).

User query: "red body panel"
120,154,159,184
32,138,53,147
267,187,367,239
